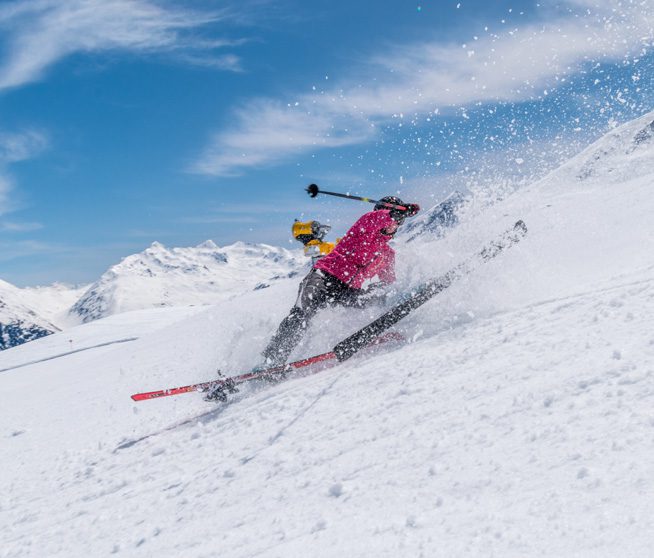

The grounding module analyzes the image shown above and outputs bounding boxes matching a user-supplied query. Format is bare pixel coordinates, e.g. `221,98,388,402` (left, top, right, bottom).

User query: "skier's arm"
376,248,396,284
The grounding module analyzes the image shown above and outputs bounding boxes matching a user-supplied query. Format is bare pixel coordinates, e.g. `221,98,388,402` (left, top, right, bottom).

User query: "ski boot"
203,375,239,402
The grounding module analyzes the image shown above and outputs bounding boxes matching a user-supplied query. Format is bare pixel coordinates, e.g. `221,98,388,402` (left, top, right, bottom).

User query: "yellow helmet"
292,220,331,245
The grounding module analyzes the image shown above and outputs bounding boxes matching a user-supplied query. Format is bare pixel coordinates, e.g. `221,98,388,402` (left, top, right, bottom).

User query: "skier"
136,220,527,404
261,196,419,367
292,219,340,262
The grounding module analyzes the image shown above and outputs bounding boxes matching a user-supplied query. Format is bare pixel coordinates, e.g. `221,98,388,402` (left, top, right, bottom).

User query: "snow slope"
1,112,654,557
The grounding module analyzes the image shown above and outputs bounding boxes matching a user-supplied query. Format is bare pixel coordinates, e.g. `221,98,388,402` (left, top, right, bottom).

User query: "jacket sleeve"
377,246,396,284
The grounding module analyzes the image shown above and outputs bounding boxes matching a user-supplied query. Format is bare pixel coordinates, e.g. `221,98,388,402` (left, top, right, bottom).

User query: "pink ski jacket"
314,210,396,289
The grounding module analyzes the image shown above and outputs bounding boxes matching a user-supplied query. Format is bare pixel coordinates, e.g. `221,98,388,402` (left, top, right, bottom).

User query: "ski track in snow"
2,113,654,557
0,337,139,374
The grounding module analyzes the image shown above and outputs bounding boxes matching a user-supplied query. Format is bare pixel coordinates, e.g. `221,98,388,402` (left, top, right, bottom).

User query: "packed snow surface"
2,112,654,557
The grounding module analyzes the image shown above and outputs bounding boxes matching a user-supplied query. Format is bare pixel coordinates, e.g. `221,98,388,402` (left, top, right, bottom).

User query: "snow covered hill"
1,111,654,557
18,282,88,326
399,190,465,243
70,240,305,322
0,279,59,351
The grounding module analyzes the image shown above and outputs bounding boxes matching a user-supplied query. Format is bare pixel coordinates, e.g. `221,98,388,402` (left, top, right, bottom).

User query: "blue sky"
0,0,653,286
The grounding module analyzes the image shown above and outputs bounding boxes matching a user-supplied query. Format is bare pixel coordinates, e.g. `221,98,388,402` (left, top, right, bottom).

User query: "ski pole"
306,183,408,211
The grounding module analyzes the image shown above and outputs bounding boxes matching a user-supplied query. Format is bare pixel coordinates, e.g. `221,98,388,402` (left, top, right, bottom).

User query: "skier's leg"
261,307,312,366
261,270,328,366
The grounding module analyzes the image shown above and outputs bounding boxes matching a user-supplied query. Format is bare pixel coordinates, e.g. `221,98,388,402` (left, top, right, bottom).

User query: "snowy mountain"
399,190,465,242
70,240,305,322
0,279,58,351
19,282,88,326
557,113,654,183
0,240,304,350
2,110,654,557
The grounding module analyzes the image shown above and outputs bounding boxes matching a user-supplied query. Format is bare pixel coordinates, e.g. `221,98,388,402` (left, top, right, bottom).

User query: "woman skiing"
261,196,419,367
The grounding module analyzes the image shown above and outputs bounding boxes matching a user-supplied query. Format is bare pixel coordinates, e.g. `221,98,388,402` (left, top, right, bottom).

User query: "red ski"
131,332,404,402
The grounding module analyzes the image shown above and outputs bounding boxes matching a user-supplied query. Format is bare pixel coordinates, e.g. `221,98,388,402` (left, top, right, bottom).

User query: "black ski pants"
262,269,372,366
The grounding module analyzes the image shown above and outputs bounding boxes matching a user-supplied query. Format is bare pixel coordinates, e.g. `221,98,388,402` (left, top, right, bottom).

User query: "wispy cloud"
175,198,328,227
0,239,55,261
192,0,654,176
0,129,48,164
191,99,374,176
178,215,259,225
0,0,243,91
0,129,48,216
0,174,14,217
0,220,43,232
175,52,244,72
